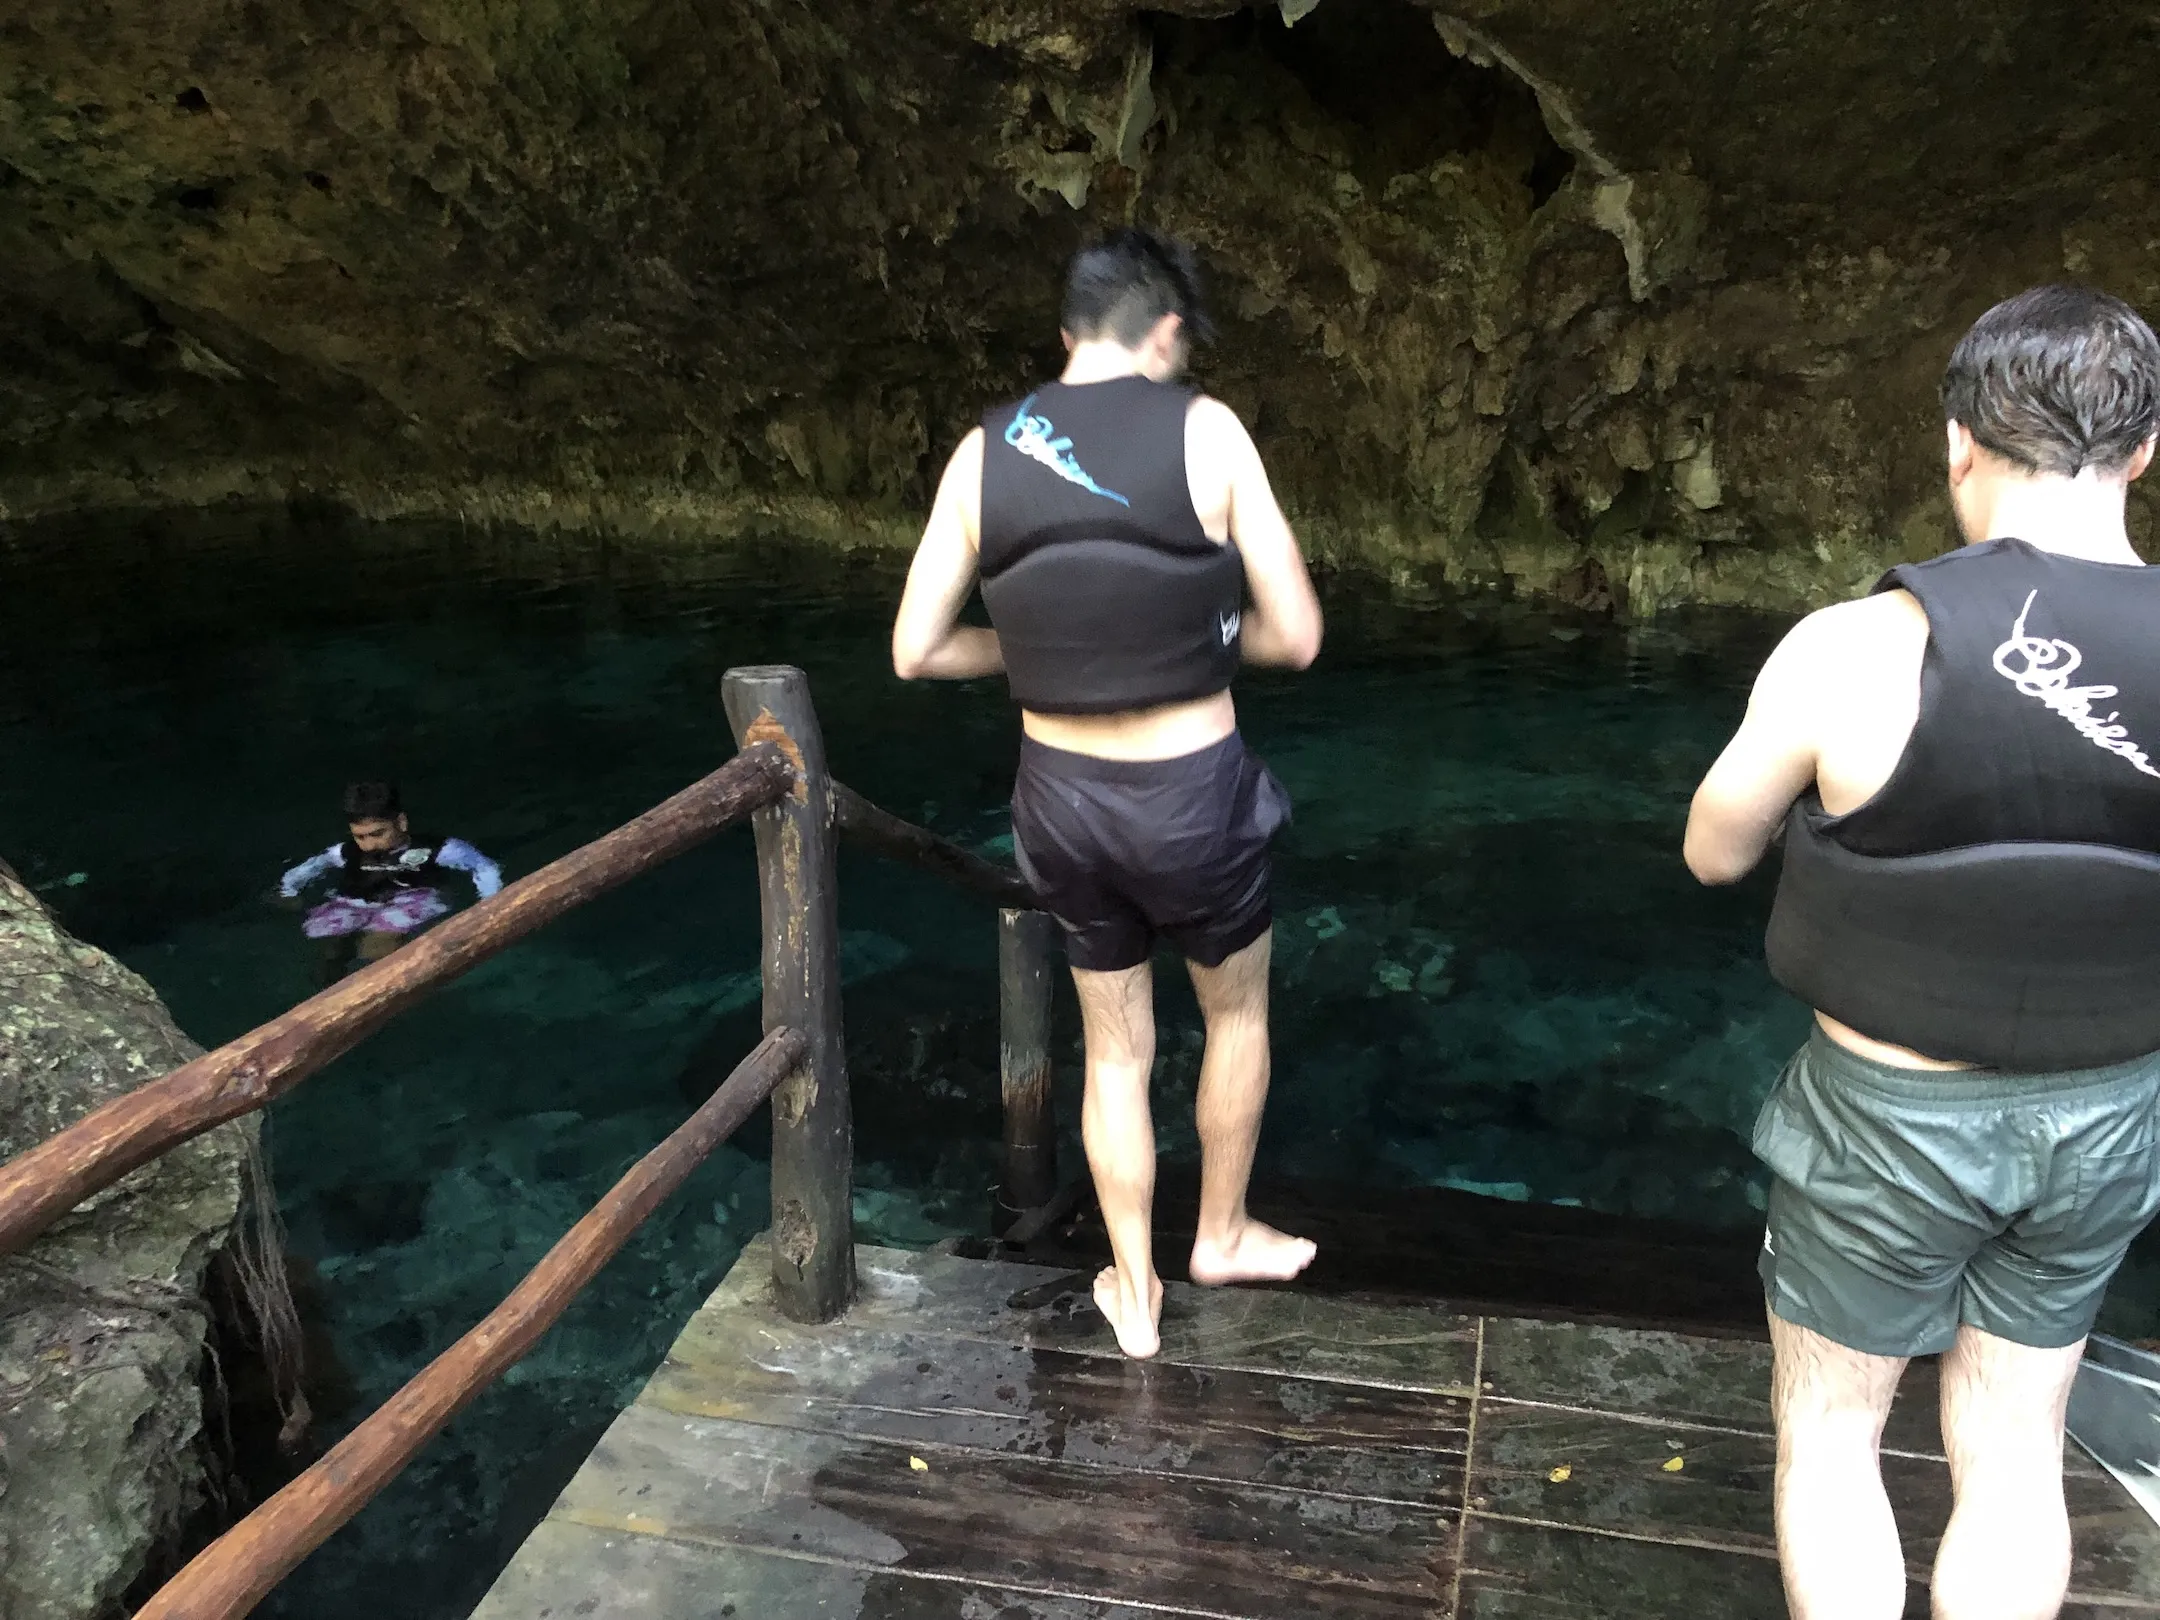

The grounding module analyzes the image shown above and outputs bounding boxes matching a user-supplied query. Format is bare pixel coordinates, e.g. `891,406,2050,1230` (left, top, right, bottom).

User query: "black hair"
1941,284,2160,477
1061,227,1215,349
342,781,402,822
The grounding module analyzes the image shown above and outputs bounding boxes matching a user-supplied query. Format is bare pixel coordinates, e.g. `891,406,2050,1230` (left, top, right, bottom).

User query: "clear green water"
4,509,2154,1615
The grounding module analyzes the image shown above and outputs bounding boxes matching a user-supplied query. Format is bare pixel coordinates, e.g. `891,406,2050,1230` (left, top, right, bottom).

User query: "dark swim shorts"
1009,731,1291,973
1754,1027,2160,1357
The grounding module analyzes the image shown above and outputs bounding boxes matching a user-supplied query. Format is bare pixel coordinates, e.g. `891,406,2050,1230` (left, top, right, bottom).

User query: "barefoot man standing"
892,228,1324,1357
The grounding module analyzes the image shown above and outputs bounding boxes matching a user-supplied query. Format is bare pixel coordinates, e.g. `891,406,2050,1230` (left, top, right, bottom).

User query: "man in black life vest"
278,780,503,981
1687,286,2160,1620
892,229,1324,1358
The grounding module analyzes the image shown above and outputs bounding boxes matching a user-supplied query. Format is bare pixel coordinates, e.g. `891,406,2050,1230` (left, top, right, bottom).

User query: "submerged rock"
0,867,253,1619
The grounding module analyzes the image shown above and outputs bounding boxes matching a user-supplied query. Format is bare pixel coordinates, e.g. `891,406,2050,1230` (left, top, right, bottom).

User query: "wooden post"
722,666,855,1322
997,907,1059,1218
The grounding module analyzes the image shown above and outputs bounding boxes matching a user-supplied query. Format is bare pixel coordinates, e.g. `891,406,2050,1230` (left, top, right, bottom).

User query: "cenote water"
6,507,2159,1616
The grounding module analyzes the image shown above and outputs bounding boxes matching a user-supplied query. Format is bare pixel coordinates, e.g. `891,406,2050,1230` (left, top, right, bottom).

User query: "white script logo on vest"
1218,610,1241,647
1992,590,2160,779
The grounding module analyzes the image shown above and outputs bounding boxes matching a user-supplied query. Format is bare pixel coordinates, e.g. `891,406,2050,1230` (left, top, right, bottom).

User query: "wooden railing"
0,664,1064,1620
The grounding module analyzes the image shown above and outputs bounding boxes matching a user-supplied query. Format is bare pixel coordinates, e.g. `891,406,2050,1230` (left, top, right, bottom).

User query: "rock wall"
4,0,2159,610
0,868,251,1619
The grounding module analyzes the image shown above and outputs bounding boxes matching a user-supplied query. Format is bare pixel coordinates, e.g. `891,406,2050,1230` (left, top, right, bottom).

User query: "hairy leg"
1931,1326,2083,1620
1184,929,1314,1286
1769,1310,1910,1620
1072,960,1163,1358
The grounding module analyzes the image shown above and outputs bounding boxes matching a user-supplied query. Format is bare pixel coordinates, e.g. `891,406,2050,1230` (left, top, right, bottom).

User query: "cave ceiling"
4,0,2157,610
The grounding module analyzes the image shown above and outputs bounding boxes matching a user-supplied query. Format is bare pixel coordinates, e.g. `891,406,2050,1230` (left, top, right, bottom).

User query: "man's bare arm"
893,429,1003,680
1684,620,1825,884
1192,398,1321,669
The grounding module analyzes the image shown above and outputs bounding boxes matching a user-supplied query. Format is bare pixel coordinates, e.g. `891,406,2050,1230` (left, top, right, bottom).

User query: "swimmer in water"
277,781,503,982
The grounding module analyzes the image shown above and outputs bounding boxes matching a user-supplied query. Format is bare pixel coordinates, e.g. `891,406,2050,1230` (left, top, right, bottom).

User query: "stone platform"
472,1238,2160,1618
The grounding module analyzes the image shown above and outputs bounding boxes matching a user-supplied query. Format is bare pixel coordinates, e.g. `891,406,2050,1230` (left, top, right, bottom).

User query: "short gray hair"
1941,284,2160,477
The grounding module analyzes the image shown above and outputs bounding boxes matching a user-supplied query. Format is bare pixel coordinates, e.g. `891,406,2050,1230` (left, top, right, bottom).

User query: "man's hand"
267,887,307,912
894,429,1004,681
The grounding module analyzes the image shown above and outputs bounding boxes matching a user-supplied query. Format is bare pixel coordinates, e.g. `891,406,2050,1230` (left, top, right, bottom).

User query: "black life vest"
978,376,1244,716
1766,540,2160,1069
335,836,450,903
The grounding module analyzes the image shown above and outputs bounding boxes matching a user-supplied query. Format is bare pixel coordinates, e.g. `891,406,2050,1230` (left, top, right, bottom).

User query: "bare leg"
1072,961,1163,1359
316,939,356,986
356,929,406,963
1931,1326,2083,1620
1184,929,1315,1286
1769,1310,1910,1620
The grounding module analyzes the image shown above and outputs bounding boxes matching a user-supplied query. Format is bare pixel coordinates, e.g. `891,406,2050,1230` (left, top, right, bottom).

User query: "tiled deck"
473,1239,2160,1618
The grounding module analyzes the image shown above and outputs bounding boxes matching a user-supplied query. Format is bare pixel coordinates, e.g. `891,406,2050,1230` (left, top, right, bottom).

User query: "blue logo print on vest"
1004,395,1130,507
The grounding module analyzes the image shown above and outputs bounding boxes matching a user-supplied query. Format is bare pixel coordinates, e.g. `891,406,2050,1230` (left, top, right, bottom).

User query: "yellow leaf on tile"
1548,1465,1572,1483
909,1455,929,1472
1662,1455,1685,1473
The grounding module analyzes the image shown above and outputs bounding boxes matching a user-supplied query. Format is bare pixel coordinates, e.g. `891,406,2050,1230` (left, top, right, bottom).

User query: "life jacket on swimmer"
978,376,1244,715
334,836,450,904
1765,539,2160,1070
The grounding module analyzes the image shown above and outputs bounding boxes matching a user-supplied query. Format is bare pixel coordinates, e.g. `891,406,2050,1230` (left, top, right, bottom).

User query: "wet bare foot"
1092,1266,1163,1359
1188,1220,1317,1286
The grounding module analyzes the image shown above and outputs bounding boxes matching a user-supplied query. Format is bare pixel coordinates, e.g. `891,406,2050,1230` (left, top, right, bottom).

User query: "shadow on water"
4,505,2156,1614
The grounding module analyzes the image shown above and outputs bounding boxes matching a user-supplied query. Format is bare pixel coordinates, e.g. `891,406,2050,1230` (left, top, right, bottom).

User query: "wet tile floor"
476,1242,2160,1619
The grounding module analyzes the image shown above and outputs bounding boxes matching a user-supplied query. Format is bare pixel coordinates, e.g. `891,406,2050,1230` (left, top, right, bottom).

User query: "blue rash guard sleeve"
437,837,504,898
279,844,345,897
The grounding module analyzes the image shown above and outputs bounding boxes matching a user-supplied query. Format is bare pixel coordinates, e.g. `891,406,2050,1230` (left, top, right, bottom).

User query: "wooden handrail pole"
722,666,855,1322
134,1026,808,1620
997,907,1060,1218
0,745,793,1257
829,780,1037,910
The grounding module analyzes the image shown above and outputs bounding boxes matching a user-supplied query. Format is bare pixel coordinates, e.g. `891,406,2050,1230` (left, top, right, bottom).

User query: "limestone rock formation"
3,0,2157,609
0,867,251,1619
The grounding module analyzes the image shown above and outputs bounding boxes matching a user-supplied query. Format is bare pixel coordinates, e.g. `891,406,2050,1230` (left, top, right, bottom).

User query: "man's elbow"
1279,614,1322,671
1682,828,1751,886
891,638,927,681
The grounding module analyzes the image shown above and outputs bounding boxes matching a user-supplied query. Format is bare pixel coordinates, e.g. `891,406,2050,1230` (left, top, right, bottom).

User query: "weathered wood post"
997,907,1059,1219
723,666,855,1322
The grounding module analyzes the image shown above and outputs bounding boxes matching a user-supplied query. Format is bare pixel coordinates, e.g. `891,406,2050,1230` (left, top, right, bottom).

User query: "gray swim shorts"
1753,1028,2160,1358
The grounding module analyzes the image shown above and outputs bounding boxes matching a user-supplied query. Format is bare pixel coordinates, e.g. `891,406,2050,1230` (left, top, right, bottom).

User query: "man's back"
891,227,1322,1359
1684,284,2160,1620
1803,541,2160,843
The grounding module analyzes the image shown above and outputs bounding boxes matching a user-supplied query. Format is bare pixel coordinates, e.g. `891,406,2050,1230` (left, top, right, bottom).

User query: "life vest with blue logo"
978,376,1245,715
1766,540,2160,1068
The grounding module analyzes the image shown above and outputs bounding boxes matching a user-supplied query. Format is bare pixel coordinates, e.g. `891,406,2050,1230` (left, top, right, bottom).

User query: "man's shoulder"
1183,393,1243,431
1796,587,1925,638
1183,395,1256,468
1770,589,1927,686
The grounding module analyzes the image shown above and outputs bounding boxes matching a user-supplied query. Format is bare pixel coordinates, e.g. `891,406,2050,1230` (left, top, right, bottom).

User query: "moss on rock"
0,869,251,1619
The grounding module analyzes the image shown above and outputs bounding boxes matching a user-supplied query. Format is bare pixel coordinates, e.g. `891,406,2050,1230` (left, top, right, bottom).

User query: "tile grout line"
546,1510,1274,1620
639,1394,1467,1511
1449,1315,1485,1617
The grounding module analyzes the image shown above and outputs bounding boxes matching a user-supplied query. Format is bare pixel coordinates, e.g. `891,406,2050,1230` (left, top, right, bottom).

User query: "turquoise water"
5,508,2152,1614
